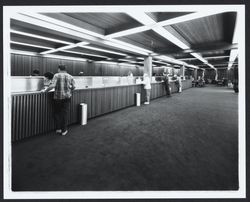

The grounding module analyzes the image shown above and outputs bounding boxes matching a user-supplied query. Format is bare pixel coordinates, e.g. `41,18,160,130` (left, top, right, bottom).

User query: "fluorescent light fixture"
119,63,136,67
104,26,150,39
118,59,135,62
153,26,190,49
44,54,87,62
11,30,73,45
78,45,127,56
126,11,156,25
61,50,109,58
204,55,230,59
179,57,198,61
95,61,118,65
11,41,54,50
136,57,145,60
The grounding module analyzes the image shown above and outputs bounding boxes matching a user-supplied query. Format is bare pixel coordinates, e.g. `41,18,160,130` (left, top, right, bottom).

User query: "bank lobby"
3,5,244,198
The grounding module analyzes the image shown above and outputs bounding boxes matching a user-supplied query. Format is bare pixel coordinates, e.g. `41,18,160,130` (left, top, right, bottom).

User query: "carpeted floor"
12,85,238,191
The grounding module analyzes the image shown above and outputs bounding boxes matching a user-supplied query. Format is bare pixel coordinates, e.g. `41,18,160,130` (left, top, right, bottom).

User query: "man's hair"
32,69,40,75
58,64,66,71
44,72,54,80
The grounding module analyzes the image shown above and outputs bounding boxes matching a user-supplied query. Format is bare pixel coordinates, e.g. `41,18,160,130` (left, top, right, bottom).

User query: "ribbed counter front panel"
11,81,192,141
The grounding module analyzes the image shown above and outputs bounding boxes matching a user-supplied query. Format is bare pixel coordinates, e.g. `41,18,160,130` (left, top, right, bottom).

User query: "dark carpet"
12,85,238,191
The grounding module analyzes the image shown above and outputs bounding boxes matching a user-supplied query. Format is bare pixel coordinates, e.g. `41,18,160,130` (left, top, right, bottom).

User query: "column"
215,69,218,81
202,69,205,78
144,56,152,80
194,69,198,80
180,65,185,80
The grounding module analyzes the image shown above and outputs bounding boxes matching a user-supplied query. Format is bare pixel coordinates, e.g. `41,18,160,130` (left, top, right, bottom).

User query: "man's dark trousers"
165,82,171,96
54,98,71,132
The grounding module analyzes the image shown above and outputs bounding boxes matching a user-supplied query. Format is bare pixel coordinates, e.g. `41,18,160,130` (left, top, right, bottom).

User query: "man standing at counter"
43,64,75,136
163,72,171,97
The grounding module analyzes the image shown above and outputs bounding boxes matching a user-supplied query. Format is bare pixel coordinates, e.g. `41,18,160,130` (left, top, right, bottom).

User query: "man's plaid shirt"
52,71,76,100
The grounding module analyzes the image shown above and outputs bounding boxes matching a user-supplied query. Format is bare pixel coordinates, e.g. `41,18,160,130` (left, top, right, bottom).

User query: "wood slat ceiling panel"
11,44,48,53
146,12,193,22
201,50,228,57
165,13,225,45
11,33,64,49
117,30,182,51
174,53,195,59
60,13,143,35
72,43,142,57
207,58,229,64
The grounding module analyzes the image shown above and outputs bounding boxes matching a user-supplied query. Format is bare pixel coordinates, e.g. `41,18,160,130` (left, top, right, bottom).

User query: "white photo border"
3,4,246,199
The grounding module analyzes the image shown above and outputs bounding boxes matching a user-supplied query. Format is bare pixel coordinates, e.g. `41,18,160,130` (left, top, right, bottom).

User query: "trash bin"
80,103,87,125
136,93,141,106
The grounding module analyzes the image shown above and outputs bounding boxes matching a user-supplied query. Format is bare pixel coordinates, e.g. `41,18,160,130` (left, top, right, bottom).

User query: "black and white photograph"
2,3,246,199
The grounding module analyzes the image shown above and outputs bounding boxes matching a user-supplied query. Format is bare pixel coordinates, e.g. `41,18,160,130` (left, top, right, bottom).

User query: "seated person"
43,72,54,90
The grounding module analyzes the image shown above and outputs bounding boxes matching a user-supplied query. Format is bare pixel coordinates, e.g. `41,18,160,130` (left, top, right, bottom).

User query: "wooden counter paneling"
11,80,192,141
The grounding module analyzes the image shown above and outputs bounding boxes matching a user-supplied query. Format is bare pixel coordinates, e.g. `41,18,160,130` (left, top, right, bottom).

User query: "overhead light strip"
11,30,73,45
152,26,190,49
104,26,150,39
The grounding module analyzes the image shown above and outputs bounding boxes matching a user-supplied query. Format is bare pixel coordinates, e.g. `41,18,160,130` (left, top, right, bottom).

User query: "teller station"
11,74,192,142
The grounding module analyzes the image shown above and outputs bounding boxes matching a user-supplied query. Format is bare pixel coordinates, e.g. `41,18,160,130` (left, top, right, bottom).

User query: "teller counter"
11,79,192,142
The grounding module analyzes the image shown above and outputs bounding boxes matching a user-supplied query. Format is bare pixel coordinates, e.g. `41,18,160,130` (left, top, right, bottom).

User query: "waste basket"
80,103,87,125
136,93,141,106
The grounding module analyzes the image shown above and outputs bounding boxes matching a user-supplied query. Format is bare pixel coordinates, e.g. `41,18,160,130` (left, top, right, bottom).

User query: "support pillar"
215,69,218,81
144,56,152,80
194,69,198,80
202,69,205,78
180,65,185,80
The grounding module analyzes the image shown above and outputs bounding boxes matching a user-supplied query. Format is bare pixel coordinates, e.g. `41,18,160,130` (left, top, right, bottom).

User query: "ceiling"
9,8,239,70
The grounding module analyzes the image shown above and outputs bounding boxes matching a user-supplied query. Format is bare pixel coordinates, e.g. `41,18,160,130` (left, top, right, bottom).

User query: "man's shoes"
144,102,150,105
61,130,68,136
56,129,62,133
